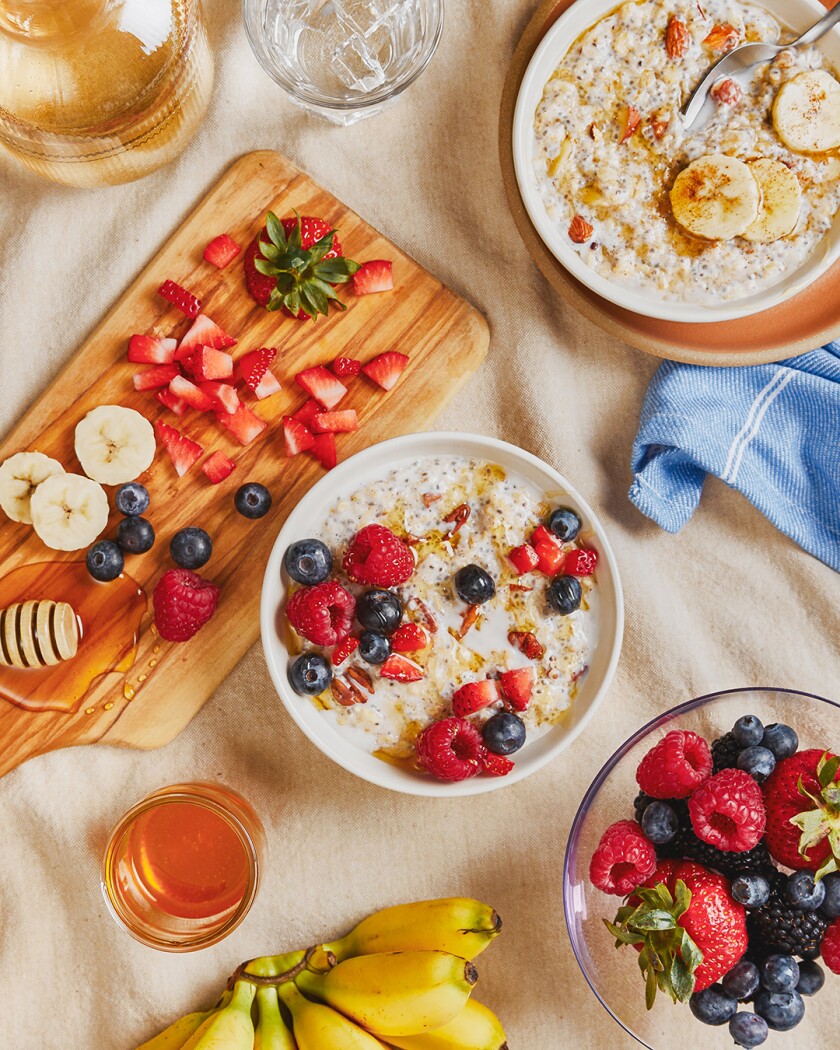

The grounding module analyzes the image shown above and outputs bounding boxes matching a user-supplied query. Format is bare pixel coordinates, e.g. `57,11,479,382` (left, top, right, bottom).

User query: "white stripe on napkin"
721,368,796,485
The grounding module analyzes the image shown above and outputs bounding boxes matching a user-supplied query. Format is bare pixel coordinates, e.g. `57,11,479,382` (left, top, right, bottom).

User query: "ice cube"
330,32,387,92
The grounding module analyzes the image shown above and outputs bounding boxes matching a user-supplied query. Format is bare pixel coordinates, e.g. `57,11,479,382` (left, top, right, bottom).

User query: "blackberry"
748,874,830,960
634,790,654,823
681,837,775,883
712,731,742,773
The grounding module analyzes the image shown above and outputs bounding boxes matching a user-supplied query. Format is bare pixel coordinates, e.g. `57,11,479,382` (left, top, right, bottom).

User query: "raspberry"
343,524,414,587
153,569,220,642
482,751,515,777
452,680,499,717
564,548,598,576
821,919,840,974
689,768,766,853
636,730,713,799
286,582,356,646
415,717,484,782
589,820,657,895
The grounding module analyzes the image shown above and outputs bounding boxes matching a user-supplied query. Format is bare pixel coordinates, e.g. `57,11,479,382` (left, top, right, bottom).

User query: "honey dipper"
0,600,79,668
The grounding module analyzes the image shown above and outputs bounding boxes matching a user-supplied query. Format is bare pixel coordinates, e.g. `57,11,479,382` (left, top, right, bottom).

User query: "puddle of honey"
0,561,147,713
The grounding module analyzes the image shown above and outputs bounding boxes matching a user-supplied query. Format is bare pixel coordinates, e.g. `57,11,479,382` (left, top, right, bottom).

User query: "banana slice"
743,159,802,242
0,601,79,668
670,154,761,240
0,451,64,524
773,70,840,154
29,472,109,551
74,405,155,486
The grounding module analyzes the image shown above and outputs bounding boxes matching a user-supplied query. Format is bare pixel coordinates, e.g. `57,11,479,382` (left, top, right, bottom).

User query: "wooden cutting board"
0,150,489,778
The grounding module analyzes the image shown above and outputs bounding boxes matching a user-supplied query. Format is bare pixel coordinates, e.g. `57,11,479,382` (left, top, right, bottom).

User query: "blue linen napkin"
628,342,840,572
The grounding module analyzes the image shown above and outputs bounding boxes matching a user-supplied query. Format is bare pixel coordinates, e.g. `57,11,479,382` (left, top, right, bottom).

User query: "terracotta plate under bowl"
500,0,840,365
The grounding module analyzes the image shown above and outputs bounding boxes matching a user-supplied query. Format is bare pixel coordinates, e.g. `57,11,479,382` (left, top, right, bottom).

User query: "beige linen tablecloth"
1,2,839,1047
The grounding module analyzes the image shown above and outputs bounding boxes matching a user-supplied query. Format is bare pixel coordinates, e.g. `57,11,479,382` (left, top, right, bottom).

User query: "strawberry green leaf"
818,753,840,789
258,240,283,263
679,929,703,973
674,879,691,918
633,910,677,932
266,212,287,250
254,257,282,277
670,955,695,1003
645,966,658,1011
314,258,361,282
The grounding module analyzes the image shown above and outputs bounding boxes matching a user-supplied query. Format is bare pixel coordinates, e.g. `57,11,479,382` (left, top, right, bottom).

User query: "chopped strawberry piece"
237,347,278,392
155,389,188,416
531,525,566,576
203,233,241,269
283,417,316,456
182,347,234,382
509,543,540,575
482,751,515,777
353,260,394,295
155,420,203,477
311,409,358,434
362,351,408,392
201,450,237,484
133,363,180,391
331,356,362,378
310,432,337,470
292,400,322,427
158,280,201,318
380,654,424,682
169,374,215,412
215,403,267,446
249,370,280,400
499,667,534,712
565,548,598,576
295,365,348,409
391,623,430,653
175,314,236,359
452,679,499,717
128,334,177,364
331,636,360,666
199,381,240,415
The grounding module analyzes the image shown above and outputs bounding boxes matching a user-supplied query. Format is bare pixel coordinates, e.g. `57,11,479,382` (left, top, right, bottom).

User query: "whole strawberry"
244,211,359,320
608,859,747,1008
153,569,220,642
764,749,840,874
636,730,713,799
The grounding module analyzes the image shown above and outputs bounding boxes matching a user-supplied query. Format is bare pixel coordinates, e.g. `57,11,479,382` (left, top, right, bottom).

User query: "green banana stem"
234,946,336,988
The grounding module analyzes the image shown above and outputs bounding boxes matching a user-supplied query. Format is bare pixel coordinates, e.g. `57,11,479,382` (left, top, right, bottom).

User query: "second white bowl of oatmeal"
512,0,840,323
260,433,624,797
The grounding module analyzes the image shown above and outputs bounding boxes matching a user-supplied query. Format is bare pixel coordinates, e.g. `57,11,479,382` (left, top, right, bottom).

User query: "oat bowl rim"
260,432,624,797
512,0,840,324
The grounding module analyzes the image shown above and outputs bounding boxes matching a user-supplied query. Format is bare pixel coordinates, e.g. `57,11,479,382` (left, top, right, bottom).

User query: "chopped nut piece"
711,77,743,106
509,584,534,593
331,678,361,707
618,103,642,143
346,666,374,695
651,118,670,139
703,23,739,53
443,503,471,534
666,17,690,59
422,492,442,507
568,214,594,244
458,604,480,639
508,630,546,661
408,597,438,633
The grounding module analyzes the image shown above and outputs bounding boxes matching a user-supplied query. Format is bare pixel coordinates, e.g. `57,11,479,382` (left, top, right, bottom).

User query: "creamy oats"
533,0,840,303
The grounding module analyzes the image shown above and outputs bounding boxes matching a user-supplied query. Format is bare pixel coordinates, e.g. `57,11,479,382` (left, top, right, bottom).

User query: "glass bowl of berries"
260,431,623,796
565,687,840,1049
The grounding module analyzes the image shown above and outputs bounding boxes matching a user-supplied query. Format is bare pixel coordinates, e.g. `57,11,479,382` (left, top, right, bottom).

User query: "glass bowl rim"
562,685,840,1049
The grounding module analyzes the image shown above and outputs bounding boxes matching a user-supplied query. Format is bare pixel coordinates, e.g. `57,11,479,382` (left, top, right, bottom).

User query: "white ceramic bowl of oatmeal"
513,0,840,322
260,433,623,797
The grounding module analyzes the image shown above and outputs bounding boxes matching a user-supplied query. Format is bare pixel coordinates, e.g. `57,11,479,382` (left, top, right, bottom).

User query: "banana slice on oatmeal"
670,154,760,241
743,159,802,243
773,70,840,154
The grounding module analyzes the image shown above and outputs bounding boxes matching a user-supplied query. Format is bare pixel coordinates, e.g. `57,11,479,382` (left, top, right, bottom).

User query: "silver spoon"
682,3,840,131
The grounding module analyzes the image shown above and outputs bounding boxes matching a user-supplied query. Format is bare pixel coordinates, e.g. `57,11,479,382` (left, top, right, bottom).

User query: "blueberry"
796,960,825,997
359,631,391,664
640,801,678,845
114,482,150,517
288,653,332,696
820,872,840,919
86,540,124,582
235,482,272,519
116,515,155,554
689,984,737,1026
722,960,760,1002
786,870,826,912
729,1012,768,1048
482,712,526,756
753,990,804,1032
733,715,765,748
761,723,799,761
731,874,771,910
547,506,581,542
736,745,776,783
284,539,332,586
547,575,582,615
170,527,212,570
356,590,403,634
761,955,799,993
453,564,495,605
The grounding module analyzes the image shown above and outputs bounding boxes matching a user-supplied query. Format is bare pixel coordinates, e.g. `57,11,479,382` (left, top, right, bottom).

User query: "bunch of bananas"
136,898,507,1050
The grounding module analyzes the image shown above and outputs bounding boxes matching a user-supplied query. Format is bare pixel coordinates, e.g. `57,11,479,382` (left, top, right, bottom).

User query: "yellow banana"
383,999,508,1050
180,981,256,1050
325,899,502,963
134,992,232,1050
255,986,297,1050
295,951,478,1038
278,982,389,1049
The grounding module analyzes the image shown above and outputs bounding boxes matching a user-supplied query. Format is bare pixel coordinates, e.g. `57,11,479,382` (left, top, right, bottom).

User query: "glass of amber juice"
102,782,264,951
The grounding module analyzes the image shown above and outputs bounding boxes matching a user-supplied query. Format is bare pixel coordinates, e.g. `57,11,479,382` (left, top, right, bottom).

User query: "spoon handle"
794,1,840,48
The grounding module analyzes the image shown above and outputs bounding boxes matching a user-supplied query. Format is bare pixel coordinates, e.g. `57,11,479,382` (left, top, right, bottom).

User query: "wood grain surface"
0,150,489,777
